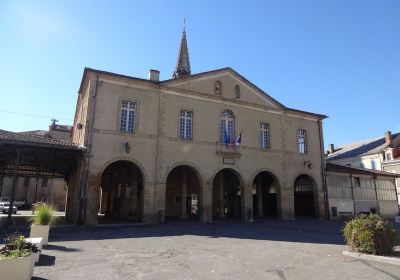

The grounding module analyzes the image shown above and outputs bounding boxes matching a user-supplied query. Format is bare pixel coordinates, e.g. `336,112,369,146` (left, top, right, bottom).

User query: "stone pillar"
201,182,212,223
142,181,157,223
154,182,166,223
218,173,225,218
280,186,295,220
242,184,253,222
257,176,264,218
84,173,101,225
181,168,188,219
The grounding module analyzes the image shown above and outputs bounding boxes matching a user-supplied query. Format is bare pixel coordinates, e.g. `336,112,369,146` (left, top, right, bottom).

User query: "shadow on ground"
47,218,348,245
36,254,56,267
44,244,80,252
2,218,399,247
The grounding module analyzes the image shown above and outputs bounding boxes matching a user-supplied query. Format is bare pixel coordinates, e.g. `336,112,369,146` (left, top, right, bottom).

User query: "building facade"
66,30,328,224
326,163,399,218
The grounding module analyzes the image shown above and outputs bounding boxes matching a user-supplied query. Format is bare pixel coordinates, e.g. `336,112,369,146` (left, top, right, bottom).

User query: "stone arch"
252,170,281,218
164,164,203,220
96,156,148,184
293,173,318,217
250,168,282,188
162,161,204,185
211,167,245,219
98,159,145,222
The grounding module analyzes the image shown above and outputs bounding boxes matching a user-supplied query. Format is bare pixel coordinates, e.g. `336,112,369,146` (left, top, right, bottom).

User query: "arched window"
234,85,240,99
215,81,222,95
220,110,234,143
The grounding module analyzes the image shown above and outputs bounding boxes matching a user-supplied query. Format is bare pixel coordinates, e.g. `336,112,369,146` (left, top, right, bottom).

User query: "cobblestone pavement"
27,219,400,280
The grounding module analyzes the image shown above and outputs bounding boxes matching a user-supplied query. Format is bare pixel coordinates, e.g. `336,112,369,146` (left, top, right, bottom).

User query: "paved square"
30,220,400,280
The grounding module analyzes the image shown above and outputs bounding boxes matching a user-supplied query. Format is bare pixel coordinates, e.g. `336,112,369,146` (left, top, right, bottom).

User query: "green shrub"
343,214,398,255
33,202,56,225
0,234,39,259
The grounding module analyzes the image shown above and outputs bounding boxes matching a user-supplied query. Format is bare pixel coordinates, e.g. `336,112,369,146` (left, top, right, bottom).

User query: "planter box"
30,224,50,245
26,237,43,263
0,254,34,280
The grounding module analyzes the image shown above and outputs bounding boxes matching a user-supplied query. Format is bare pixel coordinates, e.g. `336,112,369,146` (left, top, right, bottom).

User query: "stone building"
66,30,328,224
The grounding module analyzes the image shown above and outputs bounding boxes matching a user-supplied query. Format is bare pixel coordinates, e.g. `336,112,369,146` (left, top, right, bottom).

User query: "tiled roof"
327,132,400,161
21,130,49,137
326,163,399,177
0,129,80,149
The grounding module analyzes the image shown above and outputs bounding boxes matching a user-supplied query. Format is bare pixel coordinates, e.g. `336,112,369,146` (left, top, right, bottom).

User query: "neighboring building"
65,29,328,225
382,159,400,203
326,131,400,170
326,163,399,218
0,121,72,210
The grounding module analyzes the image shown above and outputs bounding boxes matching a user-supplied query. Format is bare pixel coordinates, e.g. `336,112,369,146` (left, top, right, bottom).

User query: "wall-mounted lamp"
304,160,313,169
124,142,131,154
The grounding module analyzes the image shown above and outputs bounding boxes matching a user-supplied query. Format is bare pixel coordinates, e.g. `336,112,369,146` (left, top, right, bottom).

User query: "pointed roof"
173,30,191,78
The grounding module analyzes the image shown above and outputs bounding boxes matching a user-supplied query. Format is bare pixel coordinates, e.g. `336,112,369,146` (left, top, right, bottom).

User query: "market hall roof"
326,162,400,178
0,129,84,179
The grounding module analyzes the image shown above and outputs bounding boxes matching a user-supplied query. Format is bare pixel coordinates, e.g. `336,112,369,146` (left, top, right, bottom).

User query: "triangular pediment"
161,68,285,110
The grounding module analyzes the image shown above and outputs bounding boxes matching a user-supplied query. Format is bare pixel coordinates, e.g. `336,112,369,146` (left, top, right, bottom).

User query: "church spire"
173,20,191,79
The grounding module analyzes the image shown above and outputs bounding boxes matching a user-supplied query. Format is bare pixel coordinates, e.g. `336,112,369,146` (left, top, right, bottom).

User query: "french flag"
234,131,242,146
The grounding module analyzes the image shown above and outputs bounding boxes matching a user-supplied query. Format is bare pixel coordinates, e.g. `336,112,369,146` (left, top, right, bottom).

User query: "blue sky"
0,1,399,148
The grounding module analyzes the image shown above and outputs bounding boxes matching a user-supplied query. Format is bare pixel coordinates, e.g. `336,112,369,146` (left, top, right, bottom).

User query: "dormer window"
234,85,240,99
386,152,392,161
215,81,222,95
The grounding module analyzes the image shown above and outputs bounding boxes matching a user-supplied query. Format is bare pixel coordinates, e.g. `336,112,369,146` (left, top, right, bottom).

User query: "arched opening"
165,165,201,220
294,174,315,217
99,160,143,222
252,172,279,218
212,169,242,219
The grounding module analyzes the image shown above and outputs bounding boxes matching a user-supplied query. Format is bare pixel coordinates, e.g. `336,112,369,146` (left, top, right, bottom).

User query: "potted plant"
30,202,56,245
0,234,39,280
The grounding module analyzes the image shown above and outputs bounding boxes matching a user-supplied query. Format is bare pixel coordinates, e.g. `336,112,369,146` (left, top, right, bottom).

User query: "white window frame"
297,129,307,154
179,110,193,140
260,122,270,149
119,100,136,133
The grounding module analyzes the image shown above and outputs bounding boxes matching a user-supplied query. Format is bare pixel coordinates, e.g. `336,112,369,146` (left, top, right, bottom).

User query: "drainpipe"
318,119,330,220
79,74,100,224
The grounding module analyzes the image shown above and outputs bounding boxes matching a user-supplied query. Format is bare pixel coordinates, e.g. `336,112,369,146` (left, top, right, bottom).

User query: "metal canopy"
0,129,85,179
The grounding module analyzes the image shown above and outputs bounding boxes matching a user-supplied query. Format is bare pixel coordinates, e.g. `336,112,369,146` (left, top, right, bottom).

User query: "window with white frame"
260,122,270,149
386,152,392,161
179,110,193,140
220,110,234,143
297,129,307,154
120,101,136,133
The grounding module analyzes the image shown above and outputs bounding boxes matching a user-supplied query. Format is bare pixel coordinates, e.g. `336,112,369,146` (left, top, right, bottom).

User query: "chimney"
329,144,335,154
384,131,392,145
148,69,160,82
